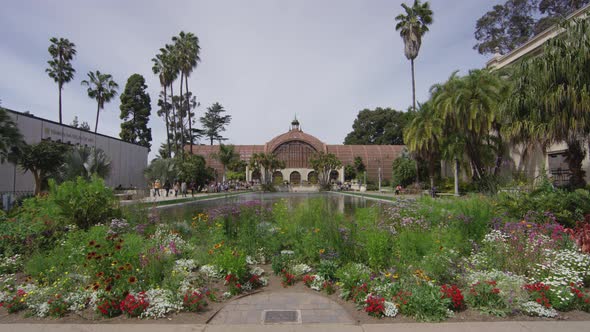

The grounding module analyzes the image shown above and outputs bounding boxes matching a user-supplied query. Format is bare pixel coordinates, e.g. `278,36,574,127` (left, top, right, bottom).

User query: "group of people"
152,179,196,198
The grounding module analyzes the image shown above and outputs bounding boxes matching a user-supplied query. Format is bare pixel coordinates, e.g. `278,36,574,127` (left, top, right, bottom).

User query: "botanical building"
188,119,404,185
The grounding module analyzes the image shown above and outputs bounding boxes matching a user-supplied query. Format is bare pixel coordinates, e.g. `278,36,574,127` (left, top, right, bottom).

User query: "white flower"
250,266,265,276
520,301,558,318
384,301,398,317
246,256,257,265
173,259,197,275
281,250,295,255
310,275,325,291
141,289,182,319
291,264,312,276
200,264,223,279
222,291,232,299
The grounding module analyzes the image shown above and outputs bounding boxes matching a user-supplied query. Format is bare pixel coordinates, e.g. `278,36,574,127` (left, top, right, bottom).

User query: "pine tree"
119,74,152,149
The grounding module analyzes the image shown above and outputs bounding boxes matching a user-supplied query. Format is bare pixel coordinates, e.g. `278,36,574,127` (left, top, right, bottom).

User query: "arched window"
290,171,301,185
272,171,283,184
307,171,318,184
273,141,317,168
329,170,339,182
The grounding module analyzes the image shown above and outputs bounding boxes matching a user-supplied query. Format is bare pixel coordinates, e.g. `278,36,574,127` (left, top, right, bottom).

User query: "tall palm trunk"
163,85,171,158
179,72,185,155
170,83,178,155
454,158,459,196
58,83,63,124
411,58,416,112
185,75,193,154
94,102,100,133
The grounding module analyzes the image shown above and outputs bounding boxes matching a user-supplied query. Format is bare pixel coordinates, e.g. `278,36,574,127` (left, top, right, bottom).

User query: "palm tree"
212,144,238,182
61,145,111,181
433,69,503,181
0,105,24,163
81,71,119,133
173,31,201,153
144,157,176,184
249,153,285,186
152,54,171,158
403,102,442,192
46,37,76,124
395,0,433,112
162,44,180,155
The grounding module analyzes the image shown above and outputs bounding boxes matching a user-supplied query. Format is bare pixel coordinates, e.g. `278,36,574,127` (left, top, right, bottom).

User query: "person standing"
181,181,187,197
163,180,171,197
174,181,180,197
154,179,161,197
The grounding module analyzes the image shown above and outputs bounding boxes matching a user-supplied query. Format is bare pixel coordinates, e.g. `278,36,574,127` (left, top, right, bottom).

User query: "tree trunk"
33,171,41,196
58,83,63,124
185,75,193,154
164,86,171,158
170,84,178,156
94,102,100,133
411,58,416,112
179,72,185,155
210,137,214,145
454,158,459,196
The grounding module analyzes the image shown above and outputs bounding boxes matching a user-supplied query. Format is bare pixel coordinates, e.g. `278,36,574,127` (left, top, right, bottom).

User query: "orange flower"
128,276,137,284
88,240,96,247
96,272,104,278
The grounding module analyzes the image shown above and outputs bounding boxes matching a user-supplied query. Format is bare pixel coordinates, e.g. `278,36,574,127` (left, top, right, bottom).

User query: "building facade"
0,109,149,193
486,4,590,185
188,119,404,185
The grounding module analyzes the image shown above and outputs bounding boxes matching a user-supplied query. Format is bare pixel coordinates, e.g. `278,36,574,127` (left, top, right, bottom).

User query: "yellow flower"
313,228,320,233
393,274,399,279
526,224,532,228
319,249,325,254
385,272,391,278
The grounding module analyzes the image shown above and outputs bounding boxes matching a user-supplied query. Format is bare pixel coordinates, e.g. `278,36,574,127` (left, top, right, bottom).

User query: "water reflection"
158,192,384,221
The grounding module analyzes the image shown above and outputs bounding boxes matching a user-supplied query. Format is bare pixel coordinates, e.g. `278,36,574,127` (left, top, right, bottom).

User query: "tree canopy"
344,108,412,145
119,74,152,149
81,70,118,133
18,140,70,195
0,106,24,163
200,102,231,145
46,37,76,124
474,0,589,55
309,152,342,189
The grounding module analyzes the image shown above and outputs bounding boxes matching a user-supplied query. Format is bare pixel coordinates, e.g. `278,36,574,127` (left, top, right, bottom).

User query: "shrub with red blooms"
392,289,412,311
570,283,590,312
524,282,551,308
97,298,122,318
466,280,507,314
440,284,465,310
323,280,336,295
350,283,369,303
281,269,296,287
302,274,316,287
47,294,69,318
248,274,264,289
565,219,590,253
183,291,208,312
225,274,242,295
365,294,385,317
4,289,27,313
120,292,149,317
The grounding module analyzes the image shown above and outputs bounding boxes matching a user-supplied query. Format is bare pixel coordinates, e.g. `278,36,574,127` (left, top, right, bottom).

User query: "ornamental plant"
466,280,508,316
364,294,386,317
120,292,149,317
96,297,122,318
524,282,551,308
440,284,465,310
302,274,316,287
323,280,336,295
569,283,590,312
182,290,208,312
5,289,27,313
47,294,69,318
224,274,242,295
281,269,296,287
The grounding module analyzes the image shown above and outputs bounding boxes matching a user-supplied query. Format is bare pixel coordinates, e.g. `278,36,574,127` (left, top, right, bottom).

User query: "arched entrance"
329,170,339,182
272,171,283,184
252,170,261,182
290,171,301,185
307,171,318,184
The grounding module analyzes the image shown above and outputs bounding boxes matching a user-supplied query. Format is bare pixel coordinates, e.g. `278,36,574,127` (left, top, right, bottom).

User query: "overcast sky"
0,0,502,160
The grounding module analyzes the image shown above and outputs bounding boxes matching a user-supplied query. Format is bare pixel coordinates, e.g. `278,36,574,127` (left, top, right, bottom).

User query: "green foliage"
145,157,176,184
200,102,231,145
49,176,121,230
496,187,590,228
465,280,509,316
81,70,119,133
176,154,215,191
335,262,371,296
309,152,342,188
119,73,152,149
61,145,111,181
392,155,416,187
401,283,451,322
0,106,24,163
344,107,412,145
46,37,76,124
214,248,247,280
17,140,70,194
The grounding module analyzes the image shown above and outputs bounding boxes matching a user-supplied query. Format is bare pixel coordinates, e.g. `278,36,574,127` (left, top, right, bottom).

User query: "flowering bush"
532,248,590,288
97,297,122,318
183,290,208,312
466,280,508,316
4,289,27,313
224,274,242,295
47,294,69,318
364,294,385,317
141,289,182,318
281,270,296,287
290,263,312,276
524,282,551,308
566,220,590,253
200,265,223,279
0,254,22,274
520,301,558,318
120,292,149,317
569,283,590,312
323,280,336,295
440,284,465,310
302,274,316,287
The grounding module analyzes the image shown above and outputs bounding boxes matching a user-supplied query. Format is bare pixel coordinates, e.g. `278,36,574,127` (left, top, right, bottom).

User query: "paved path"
209,291,354,325
2,321,589,332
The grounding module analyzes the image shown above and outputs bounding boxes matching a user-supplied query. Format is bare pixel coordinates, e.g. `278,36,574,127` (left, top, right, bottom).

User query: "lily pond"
1,189,590,322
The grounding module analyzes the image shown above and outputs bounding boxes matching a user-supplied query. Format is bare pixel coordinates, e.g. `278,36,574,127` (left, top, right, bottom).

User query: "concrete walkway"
2,321,589,332
209,292,354,325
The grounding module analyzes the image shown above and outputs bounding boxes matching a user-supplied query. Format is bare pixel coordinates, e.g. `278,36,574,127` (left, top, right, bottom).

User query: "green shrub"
50,176,121,230
335,262,371,297
392,156,416,187
214,248,247,279
400,283,451,322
